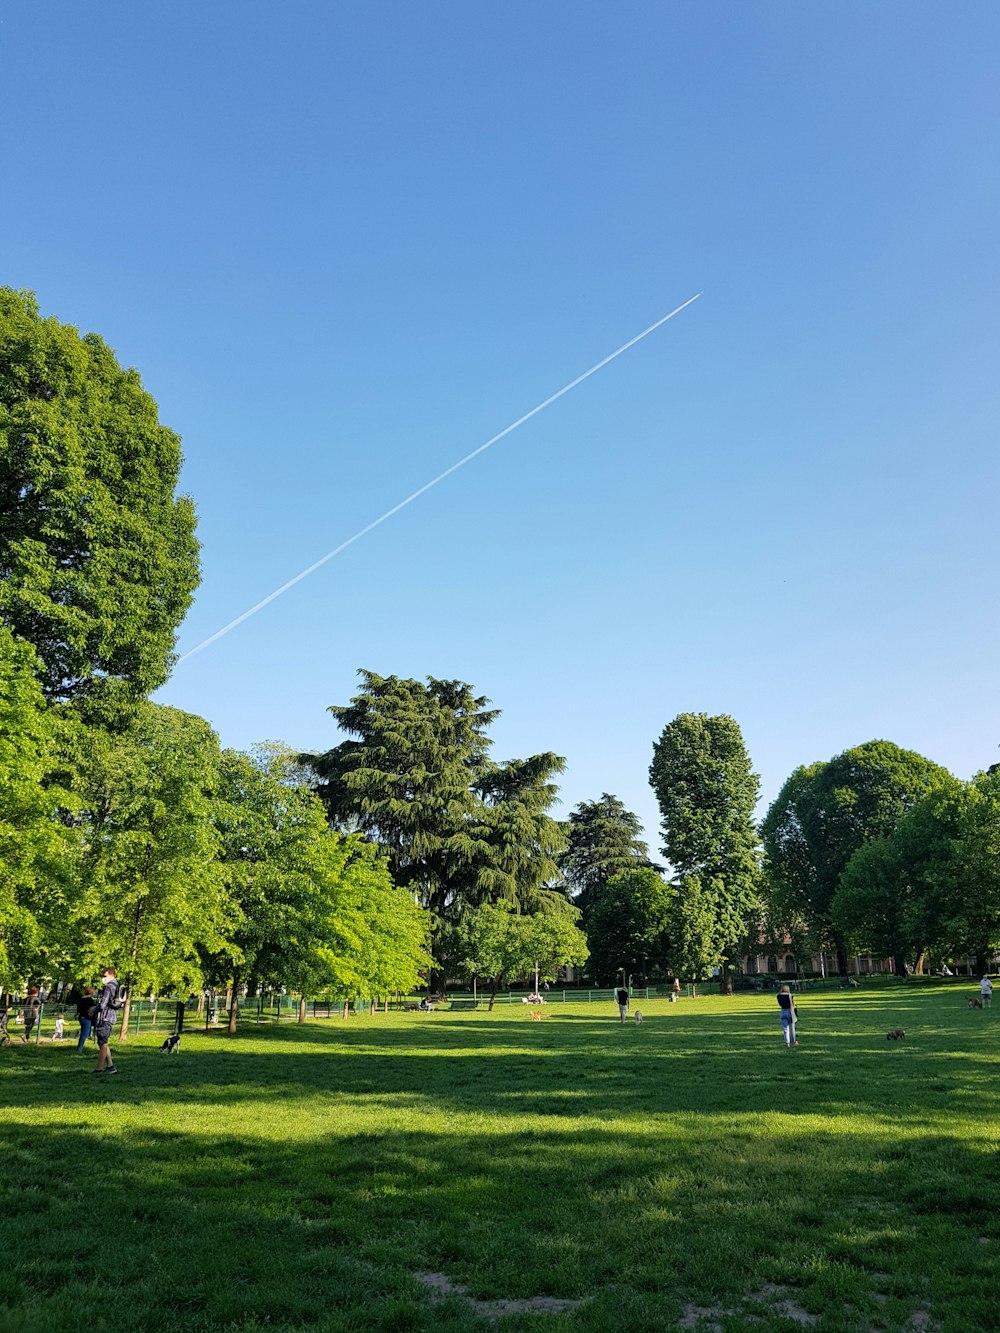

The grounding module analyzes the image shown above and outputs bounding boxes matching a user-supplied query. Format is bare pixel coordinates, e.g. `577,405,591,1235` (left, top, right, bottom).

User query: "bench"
449,1000,478,1011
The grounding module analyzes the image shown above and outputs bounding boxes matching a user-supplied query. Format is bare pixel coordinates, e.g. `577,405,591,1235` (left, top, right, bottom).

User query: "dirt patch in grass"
416,1271,583,1320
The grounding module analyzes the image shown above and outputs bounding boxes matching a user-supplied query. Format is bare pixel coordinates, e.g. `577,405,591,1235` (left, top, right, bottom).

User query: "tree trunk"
488,976,497,1012
343,999,350,1019
119,903,143,1040
914,950,927,976
835,937,849,977
893,954,907,978
975,952,988,977
721,959,734,996
298,995,307,1024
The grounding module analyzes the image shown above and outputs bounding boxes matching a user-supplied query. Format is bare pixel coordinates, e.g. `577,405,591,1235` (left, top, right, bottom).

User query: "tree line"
2,289,996,1010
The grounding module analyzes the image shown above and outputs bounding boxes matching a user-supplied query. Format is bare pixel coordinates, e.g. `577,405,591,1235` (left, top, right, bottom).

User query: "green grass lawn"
2,985,999,1332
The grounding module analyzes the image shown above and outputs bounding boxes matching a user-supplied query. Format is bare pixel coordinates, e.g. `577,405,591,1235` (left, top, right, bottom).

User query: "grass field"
2,985,999,1332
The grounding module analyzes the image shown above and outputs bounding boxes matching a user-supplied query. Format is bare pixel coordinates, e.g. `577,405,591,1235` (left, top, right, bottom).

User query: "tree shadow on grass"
1,1111,998,1333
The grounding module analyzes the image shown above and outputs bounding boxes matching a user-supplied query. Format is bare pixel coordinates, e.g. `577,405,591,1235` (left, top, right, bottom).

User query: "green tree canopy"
0,624,74,984
560,793,651,916
0,289,199,714
308,671,565,971
649,713,761,986
70,703,225,1031
584,867,673,986
762,740,951,973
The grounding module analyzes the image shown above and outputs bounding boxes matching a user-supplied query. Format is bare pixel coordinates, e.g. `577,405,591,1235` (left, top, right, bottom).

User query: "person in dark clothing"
22,988,40,1042
777,984,798,1047
92,969,120,1075
75,987,95,1053
614,984,629,1024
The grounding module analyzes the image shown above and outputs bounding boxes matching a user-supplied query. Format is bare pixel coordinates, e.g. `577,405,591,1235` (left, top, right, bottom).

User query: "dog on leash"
634,1010,643,1024
969,998,983,1009
159,1032,181,1053
886,1028,905,1041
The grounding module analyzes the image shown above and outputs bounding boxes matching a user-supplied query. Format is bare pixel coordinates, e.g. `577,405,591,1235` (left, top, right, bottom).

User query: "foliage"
70,704,226,1007
211,745,431,1011
762,740,951,971
560,792,651,916
584,866,673,984
0,289,200,715
464,897,588,990
649,713,761,977
0,625,74,983
308,671,566,966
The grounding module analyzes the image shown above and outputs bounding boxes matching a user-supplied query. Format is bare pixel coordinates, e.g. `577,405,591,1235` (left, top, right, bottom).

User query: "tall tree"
762,741,950,974
0,624,74,984
211,745,431,1028
560,793,651,917
649,713,761,989
308,671,565,974
895,774,1000,976
464,898,588,1006
584,866,673,986
0,289,199,714
71,703,226,1035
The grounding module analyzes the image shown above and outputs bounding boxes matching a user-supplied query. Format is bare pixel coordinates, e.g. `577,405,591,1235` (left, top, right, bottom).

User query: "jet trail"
177,292,701,663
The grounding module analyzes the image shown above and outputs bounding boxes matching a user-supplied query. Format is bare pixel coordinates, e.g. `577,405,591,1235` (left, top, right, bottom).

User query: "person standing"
75,987,95,1053
92,968,121,1075
981,975,993,1008
22,988,41,1043
614,983,629,1024
777,984,798,1047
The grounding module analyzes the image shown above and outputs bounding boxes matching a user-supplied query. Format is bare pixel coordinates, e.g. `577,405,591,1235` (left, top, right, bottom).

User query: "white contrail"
177,293,701,664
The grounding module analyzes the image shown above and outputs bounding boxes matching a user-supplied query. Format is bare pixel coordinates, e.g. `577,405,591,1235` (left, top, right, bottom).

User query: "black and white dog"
159,1032,181,1054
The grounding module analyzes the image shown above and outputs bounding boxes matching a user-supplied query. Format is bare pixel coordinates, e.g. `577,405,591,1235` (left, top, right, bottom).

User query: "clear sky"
5,4,999,847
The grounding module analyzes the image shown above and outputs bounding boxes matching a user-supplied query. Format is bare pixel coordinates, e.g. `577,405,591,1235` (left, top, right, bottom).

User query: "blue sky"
5,4,998,846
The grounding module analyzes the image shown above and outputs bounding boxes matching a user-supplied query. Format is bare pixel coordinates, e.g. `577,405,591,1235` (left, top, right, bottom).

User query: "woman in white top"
980,976,992,1007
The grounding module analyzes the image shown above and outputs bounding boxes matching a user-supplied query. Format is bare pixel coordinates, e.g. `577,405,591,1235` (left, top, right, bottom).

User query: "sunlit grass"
2,985,998,1331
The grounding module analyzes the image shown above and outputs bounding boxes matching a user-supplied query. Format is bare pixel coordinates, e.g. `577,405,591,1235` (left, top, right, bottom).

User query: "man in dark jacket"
75,987,95,1053
92,969,120,1075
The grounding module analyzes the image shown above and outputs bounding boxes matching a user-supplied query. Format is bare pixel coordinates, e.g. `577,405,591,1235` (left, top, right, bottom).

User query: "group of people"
2,967,123,1074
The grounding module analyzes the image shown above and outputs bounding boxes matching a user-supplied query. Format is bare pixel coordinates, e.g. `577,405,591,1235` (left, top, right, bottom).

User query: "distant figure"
22,988,40,1043
53,1014,66,1041
672,978,681,999
981,976,993,1008
76,986,95,1053
92,968,121,1075
614,984,629,1024
777,984,798,1047
419,996,433,1012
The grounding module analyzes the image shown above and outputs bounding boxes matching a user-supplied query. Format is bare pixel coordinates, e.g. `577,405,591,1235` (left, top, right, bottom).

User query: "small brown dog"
969,998,983,1009
886,1028,905,1040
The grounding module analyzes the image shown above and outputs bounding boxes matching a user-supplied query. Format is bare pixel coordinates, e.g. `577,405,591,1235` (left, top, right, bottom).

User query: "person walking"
981,975,993,1008
22,988,41,1043
614,982,630,1024
92,968,121,1075
777,984,798,1047
75,986,95,1053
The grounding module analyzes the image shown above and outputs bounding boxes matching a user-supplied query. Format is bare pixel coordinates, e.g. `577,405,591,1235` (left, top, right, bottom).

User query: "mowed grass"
2,987,1000,1333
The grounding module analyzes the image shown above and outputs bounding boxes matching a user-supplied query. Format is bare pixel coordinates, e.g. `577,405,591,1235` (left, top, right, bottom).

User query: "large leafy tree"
0,625,74,984
308,671,565,972
895,775,1000,975
560,793,651,917
762,741,950,974
0,288,199,714
70,703,226,1035
584,867,673,986
211,745,431,1028
649,713,761,988
464,898,588,1006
